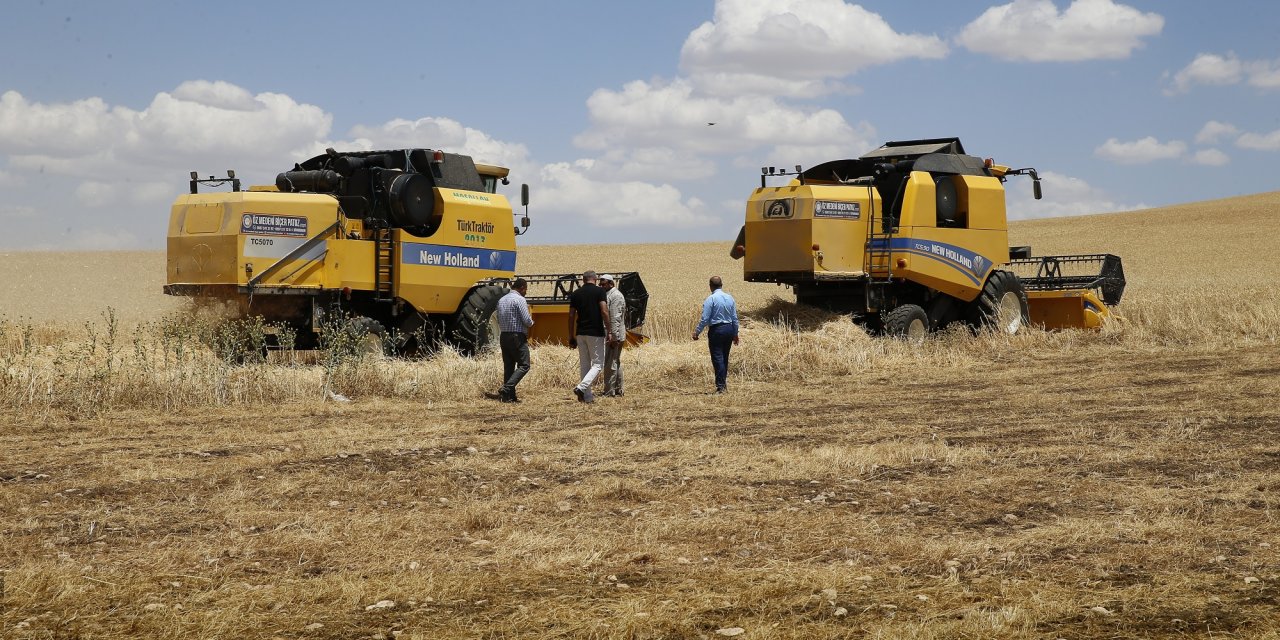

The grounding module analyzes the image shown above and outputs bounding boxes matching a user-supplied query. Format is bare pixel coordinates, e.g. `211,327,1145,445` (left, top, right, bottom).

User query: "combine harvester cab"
165,149,641,355
730,137,1125,336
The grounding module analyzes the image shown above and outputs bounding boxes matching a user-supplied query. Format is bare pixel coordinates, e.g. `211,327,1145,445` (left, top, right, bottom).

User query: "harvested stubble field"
3,192,1280,639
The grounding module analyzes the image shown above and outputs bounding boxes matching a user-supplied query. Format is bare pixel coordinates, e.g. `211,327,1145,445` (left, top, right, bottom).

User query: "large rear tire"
448,284,506,356
346,317,386,356
883,304,929,343
966,270,1029,334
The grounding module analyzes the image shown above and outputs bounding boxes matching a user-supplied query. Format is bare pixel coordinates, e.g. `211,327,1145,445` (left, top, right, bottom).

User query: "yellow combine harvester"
165,148,647,354
731,138,1124,337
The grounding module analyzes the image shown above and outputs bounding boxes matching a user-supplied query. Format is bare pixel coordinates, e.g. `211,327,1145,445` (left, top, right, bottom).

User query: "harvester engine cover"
276,149,487,235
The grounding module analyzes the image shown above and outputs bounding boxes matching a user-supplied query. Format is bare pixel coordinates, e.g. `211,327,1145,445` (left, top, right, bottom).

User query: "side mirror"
521,216,530,228
1033,179,1043,200
521,183,529,207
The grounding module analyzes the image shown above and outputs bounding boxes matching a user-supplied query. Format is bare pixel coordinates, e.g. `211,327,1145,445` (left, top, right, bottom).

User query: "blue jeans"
707,323,736,391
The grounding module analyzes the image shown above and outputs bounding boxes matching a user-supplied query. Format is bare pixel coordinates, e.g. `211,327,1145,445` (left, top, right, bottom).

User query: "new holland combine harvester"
165,148,647,354
731,138,1125,337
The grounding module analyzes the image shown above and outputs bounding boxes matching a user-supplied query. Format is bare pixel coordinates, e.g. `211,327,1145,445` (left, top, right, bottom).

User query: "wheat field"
3,192,1280,638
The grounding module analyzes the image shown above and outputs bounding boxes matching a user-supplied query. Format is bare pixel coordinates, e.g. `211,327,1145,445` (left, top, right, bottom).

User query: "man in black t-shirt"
567,270,612,403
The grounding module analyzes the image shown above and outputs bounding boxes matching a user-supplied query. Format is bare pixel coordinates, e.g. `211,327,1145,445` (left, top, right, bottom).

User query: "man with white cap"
600,274,627,397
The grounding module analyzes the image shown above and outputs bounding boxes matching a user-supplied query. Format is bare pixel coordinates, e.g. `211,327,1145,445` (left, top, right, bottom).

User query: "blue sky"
1,0,1277,250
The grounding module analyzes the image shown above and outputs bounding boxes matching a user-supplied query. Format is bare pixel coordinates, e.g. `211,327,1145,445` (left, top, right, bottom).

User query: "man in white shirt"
600,274,627,397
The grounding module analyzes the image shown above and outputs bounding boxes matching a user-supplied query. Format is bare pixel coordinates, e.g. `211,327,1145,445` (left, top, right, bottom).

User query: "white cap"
600,274,615,283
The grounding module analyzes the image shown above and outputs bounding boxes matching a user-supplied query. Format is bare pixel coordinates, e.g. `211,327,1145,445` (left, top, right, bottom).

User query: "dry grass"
3,191,1280,638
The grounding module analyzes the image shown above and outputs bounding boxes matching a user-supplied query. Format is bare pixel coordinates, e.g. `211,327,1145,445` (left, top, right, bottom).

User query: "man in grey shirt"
600,274,627,397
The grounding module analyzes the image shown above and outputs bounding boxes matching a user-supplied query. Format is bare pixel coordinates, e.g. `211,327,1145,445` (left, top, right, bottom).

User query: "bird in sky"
707,122,716,126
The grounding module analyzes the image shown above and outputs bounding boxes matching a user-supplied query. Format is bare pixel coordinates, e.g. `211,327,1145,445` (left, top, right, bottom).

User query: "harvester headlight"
897,258,908,269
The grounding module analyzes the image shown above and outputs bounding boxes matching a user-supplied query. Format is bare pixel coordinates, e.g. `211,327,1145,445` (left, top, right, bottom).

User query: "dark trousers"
707,323,736,391
500,332,530,397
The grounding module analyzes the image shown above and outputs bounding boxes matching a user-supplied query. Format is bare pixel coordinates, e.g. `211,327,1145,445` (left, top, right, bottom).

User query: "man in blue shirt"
485,278,534,403
692,275,740,394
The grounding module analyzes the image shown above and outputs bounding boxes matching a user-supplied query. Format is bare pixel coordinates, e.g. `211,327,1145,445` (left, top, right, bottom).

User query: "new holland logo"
972,254,989,275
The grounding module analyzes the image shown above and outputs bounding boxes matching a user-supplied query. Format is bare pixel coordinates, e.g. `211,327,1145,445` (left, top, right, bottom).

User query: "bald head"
709,275,723,290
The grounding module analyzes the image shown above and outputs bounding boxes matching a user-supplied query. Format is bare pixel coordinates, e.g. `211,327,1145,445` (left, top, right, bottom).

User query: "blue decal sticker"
869,238,995,285
402,243,517,271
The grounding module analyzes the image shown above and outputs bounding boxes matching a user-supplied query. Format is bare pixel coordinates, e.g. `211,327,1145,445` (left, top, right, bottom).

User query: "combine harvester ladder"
863,194,894,312
374,226,395,302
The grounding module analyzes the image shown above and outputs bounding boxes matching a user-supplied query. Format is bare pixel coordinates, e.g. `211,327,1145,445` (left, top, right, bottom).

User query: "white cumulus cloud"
343,116,531,171
574,147,719,183
0,86,331,181
170,80,264,112
1167,53,1243,94
1248,59,1280,89
680,0,946,96
1167,52,1280,94
1236,129,1280,151
1094,136,1187,164
957,0,1164,62
1191,149,1230,166
74,181,118,208
0,91,128,155
538,161,717,228
0,79,758,246
1007,170,1148,219
574,78,875,165
1194,120,1239,145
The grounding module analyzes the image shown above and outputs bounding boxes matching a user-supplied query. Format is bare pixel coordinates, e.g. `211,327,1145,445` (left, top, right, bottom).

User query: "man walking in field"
485,278,533,403
692,275,739,394
567,271,613,403
600,274,627,397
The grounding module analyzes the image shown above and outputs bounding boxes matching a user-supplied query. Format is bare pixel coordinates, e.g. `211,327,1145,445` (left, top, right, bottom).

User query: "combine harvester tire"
449,284,506,356
967,270,1029,334
345,317,387,356
884,304,928,342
